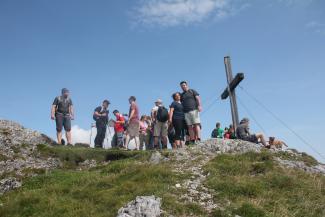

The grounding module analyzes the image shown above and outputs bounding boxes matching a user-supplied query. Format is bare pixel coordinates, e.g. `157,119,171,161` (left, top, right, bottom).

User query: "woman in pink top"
139,115,148,150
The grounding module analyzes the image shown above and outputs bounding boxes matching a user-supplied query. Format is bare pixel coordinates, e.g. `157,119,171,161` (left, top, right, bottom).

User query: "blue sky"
0,0,324,161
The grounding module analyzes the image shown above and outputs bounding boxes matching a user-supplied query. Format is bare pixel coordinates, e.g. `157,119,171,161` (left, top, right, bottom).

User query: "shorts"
55,113,71,132
127,121,140,137
184,110,200,126
154,121,168,137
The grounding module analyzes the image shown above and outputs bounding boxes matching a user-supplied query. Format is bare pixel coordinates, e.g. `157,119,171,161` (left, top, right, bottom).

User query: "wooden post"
224,56,240,130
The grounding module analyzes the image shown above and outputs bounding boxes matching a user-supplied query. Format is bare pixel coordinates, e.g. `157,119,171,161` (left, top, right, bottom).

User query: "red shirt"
114,114,125,133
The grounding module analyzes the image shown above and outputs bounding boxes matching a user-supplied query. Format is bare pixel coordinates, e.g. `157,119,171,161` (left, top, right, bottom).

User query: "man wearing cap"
236,118,267,147
51,88,74,145
93,100,110,148
152,99,169,149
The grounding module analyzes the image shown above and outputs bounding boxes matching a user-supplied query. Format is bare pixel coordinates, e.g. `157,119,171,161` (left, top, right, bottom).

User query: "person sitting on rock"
228,124,237,139
223,127,230,139
211,122,224,139
236,118,267,147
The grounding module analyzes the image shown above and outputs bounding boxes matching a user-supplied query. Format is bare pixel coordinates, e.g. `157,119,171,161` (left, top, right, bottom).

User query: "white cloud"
133,0,248,27
63,125,113,148
306,21,325,36
132,0,315,27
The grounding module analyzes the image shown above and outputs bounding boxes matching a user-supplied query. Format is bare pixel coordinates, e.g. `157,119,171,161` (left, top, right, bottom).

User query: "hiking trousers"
95,122,106,148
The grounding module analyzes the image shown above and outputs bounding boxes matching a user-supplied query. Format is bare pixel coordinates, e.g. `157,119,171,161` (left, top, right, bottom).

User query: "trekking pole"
105,124,109,149
90,123,95,146
89,124,93,145
107,124,114,149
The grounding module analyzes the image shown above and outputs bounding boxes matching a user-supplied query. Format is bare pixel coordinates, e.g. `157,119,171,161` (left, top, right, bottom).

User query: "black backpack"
93,106,108,123
157,106,169,122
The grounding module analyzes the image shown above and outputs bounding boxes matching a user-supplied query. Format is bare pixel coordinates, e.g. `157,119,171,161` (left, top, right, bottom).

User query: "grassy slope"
0,146,324,217
204,151,325,217
0,146,202,217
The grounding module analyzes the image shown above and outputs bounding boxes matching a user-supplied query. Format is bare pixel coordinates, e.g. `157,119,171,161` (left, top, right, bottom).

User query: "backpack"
55,96,72,114
181,89,199,108
157,106,169,122
93,106,108,123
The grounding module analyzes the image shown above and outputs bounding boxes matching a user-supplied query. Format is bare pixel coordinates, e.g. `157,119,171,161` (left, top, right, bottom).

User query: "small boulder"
149,152,163,165
117,196,161,217
0,177,21,195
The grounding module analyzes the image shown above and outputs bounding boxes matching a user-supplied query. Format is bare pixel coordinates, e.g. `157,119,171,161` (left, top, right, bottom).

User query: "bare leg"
57,131,62,144
134,136,140,150
174,140,179,149
161,136,168,149
188,125,195,141
154,137,159,149
139,135,143,150
66,131,72,145
181,140,185,148
256,133,267,147
194,124,201,141
125,135,131,149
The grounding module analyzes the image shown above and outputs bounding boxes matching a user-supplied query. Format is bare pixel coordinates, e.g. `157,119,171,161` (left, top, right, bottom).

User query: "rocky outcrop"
0,120,56,149
197,138,262,155
0,120,60,194
0,177,22,195
117,196,161,217
276,158,325,175
149,151,168,165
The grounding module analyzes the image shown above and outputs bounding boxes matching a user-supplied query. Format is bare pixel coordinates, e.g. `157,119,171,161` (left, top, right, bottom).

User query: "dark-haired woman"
169,92,186,149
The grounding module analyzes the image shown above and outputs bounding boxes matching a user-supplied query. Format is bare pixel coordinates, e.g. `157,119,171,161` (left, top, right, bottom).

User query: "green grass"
0,147,204,217
36,144,151,169
204,151,325,217
2,145,324,217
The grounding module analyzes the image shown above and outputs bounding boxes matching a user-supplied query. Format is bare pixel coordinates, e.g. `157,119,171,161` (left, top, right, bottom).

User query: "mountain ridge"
0,119,324,217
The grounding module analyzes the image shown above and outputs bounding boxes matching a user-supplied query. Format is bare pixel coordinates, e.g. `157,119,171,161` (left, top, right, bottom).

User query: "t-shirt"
94,106,109,124
140,121,148,134
129,102,140,123
151,106,159,121
236,124,250,140
52,96,73,115
170,101,185,120
152,106,159,113
114,114,125,133
181,89,199,113
211,128,224,139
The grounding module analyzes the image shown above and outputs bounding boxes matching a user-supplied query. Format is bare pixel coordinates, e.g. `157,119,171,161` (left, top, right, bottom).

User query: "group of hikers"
51,81,269,150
